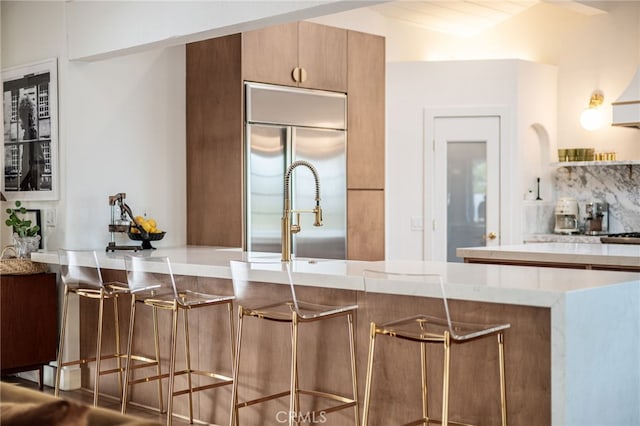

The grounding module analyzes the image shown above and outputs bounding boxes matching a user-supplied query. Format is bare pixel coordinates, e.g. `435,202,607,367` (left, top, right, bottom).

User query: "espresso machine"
554,197,579,234
583,200,608,235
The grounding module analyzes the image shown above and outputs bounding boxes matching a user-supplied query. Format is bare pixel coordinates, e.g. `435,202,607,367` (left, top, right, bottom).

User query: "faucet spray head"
314,203,323,227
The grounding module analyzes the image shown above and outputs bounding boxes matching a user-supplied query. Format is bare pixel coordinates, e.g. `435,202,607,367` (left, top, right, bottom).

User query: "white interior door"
431,116,500,262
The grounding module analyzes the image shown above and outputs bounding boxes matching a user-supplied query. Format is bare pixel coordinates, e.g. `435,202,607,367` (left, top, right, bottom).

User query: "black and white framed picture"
2,58,58,201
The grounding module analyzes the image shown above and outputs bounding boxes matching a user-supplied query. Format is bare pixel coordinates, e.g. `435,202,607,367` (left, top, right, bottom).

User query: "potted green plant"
5,200,41,258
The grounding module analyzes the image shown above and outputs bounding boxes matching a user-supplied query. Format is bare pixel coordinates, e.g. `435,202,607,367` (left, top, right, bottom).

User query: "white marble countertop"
32,245,640,425
457,242,640,268
523,233,603,244
32,245,640,308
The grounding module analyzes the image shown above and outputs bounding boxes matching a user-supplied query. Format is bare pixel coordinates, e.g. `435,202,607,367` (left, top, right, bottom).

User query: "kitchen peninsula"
32,247,640,425
458,242,640,271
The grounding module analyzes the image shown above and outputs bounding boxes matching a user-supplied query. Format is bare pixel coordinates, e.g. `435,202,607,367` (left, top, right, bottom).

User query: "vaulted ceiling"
369,1,608,37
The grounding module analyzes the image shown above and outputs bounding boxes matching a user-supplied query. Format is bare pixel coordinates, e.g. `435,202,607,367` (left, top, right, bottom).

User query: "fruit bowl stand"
127,230,166,250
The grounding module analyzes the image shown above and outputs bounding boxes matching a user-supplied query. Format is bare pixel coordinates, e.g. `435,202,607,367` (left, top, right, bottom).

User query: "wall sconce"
580,91,605,131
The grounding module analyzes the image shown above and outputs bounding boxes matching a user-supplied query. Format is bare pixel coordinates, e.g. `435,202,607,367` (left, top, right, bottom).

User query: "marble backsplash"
552,164,640,233
523,165,639,236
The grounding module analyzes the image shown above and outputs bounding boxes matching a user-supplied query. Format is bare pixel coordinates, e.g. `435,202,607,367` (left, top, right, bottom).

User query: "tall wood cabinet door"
298,22,347,93
347,30,385,190
347,189,385,261
242,22,298,87
187,34,244,247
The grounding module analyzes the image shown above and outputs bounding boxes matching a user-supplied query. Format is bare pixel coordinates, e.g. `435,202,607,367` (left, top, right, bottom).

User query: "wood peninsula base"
80,270,549,426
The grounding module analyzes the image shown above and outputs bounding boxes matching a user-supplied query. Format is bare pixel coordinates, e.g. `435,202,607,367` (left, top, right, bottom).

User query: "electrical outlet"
45,208,56,227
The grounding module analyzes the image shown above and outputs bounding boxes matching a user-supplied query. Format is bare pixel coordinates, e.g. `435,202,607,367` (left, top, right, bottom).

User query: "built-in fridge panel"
292,127,346,259
245,82,346,260
246,124,287,254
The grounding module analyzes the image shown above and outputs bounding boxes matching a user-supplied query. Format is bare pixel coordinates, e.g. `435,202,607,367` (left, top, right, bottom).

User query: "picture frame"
2,58,59,201
23,209,43,249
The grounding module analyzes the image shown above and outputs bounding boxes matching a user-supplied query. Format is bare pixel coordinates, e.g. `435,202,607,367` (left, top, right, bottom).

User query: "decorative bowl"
127,231,166,249
128,231,166,241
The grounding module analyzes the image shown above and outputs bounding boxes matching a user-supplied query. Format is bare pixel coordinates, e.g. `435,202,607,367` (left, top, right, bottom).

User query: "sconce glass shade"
580,92,605,131
580,107,604,131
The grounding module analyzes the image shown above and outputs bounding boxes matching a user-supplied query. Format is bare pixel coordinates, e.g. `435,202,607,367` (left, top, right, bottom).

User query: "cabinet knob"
487,232,497,240
291,67,308,83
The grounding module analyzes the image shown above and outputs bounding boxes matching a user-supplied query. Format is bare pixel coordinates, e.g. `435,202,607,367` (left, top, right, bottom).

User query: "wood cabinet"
1,273,57,388
186,22,385,260
186,34,244,247
347,30,385,190
347,189,385,261
242,21,347,93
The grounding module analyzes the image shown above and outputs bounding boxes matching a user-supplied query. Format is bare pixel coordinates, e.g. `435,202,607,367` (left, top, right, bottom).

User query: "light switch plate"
45,208,56,227
410,216,423,231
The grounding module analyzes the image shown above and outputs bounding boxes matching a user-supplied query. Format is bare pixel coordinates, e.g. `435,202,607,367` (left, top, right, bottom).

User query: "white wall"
386,60,556,260
1,1,66,249
63,48,186,250
2,2,185,251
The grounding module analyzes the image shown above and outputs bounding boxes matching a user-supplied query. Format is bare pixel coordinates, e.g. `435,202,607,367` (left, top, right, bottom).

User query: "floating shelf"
551,160,640,167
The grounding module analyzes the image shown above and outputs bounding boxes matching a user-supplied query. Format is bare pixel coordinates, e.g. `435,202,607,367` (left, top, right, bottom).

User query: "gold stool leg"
94,291,106,406
230,308,244,426
498,332,507,426
153,306,165,413
441,332,451,426
347,313,359,426
289,312,299,426
113,295,123,400
167,305,179,426
421,341,429,423
362,322,377,426
55,286,70,398
226,302,236,426
183,308,194,423
121,296,137,414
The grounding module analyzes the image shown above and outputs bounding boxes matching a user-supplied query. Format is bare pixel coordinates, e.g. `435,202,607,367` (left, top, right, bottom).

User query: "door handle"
487,232,497,240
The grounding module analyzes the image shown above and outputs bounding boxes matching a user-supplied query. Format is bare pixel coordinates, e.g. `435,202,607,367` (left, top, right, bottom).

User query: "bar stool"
55,249,159,406
121,255,235,426
361,269,510,426
229,259,359,426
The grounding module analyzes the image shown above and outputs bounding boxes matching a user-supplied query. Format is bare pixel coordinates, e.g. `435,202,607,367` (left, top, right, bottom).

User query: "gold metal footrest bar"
99,366,125,376
298,388,356,405
237,390,291,408
126,354,160,363
172,380,234,397
59,353,120,368
189,369,233,382
128,372,172,386
171,369,233,383
125,361,160,372
402,418,474,426
314,401,357,416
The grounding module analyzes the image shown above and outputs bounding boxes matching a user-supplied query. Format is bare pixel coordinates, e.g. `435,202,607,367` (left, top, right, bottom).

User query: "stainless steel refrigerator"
244,82,346,259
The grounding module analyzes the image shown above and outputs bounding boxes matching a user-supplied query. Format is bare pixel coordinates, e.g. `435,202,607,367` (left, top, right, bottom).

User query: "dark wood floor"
1,375,212,425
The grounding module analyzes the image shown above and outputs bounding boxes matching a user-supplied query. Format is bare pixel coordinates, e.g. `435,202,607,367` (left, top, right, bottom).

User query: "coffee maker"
554,197,579,234
583,200,608,235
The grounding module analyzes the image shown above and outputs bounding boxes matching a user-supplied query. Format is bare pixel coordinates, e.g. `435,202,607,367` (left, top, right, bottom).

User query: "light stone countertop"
32,245,640,425
457,242,640,268
32,245,640,308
